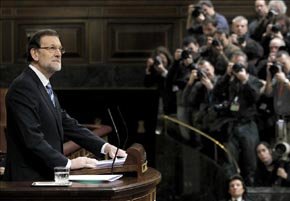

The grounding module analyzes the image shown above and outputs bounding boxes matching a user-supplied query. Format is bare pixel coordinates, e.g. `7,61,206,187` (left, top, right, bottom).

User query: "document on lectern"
69,174,123,182
96,157,126,168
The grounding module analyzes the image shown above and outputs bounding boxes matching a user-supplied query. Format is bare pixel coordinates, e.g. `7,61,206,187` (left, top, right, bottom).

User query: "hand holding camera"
277,167,288,179
181,48,194,66
145,58,155,74
231,63,249,83
188,66,207,86
200,73,213,90
190,5,205,21
153,55,167,74
267,61,287,83
145,56,166,75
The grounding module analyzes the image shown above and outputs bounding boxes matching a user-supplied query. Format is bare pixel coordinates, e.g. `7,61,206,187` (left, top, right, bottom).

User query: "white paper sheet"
31,181,72,186
69,174,123,182
96,157,126,168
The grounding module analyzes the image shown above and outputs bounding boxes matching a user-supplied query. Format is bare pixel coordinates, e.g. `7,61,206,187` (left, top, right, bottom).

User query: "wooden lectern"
0,143,161,201
72,143,148,177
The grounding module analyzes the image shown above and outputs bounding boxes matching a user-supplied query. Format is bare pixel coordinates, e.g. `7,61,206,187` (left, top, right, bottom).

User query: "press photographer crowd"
144,0,290,187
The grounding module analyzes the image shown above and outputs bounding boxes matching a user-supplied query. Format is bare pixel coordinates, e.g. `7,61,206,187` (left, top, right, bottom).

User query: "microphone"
107,108,121,174
116,106,128,150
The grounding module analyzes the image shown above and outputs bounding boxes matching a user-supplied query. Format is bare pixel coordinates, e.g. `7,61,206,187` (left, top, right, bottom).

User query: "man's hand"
104,143,127,159
233,68,249,84
70,157,98,170
277,167,288,179
275,71,287,83
145,58,154,74
201,75,213,90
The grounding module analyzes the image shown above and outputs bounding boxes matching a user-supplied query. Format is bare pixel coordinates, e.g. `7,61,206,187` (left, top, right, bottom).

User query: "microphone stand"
108,108,121,174
117,106,128,150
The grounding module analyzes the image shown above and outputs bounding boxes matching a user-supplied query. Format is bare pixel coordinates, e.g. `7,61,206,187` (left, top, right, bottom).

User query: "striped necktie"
46,83,55,107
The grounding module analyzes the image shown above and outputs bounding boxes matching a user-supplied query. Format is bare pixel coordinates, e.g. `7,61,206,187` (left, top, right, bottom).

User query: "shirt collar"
29,64,50,87
231,196,243,201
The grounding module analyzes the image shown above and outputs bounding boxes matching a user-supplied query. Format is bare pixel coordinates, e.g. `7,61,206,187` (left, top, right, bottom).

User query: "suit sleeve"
61,109,106,157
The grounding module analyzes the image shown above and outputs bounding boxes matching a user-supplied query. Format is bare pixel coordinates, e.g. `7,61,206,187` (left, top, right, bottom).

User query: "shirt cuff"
101,143,109,154
66,159,71,169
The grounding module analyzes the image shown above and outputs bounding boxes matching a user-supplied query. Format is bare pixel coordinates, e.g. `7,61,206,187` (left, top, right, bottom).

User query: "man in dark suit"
4,29,127,181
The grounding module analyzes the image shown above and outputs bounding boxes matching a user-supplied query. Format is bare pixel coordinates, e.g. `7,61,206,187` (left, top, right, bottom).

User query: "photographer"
265,51,290,146
186,4,205,45
170,37,201,141
183,60,219,146
144,46,175,115
252,0,287,43
265,50,290,116
230,16,264,68
249,0,269,37
204,29,240,75
198,0,229,33
255,141,290,186
212,51,264,185
255,38,286,142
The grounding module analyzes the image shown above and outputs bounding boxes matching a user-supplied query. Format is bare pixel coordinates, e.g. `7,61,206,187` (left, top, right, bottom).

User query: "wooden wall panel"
14,22,87,63
89,20,104,63
0,89,7,153
2,21,13,64
107,22,174,62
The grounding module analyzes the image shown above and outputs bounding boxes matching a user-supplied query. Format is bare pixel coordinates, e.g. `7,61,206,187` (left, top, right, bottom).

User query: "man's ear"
30,48,39,61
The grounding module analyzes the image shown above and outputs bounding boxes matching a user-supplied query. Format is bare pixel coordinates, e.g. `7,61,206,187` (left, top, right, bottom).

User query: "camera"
232,63,245,73
191,5,202,18
267,9,278,19
237,35,246,45
153,56,162,66
271,24,280,33
274,142,290,160
196,69,206,80
187,62,197,70
181,48,193,60
186,63,205,80
214,101,230,112
274,119,290,161
212,38,222,47
269,62,282,76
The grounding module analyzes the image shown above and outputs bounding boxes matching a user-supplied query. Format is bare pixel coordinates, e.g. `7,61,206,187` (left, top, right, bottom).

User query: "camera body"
153,55,162,66
186,63,205,80
232,63,245,73
237,35,246,45
212,38,222,47
271,24,281,33
267,9,278,19
269,62,283,76
181,48,193,60
274,119,290,161
191,5,202,18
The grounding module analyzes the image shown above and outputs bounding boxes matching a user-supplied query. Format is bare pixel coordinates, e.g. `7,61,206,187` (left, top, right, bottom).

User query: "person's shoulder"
7,67,40,98
10,68,34,88
215,12,228,21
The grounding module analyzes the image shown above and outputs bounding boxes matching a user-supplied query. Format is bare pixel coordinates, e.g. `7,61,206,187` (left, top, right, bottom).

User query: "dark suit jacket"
4,67,106,181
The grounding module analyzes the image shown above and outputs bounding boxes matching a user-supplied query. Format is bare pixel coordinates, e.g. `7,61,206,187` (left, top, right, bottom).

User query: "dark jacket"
4,67,106,181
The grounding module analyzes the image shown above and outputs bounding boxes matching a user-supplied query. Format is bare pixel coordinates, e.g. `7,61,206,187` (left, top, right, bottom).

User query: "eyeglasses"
38,46,65,54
